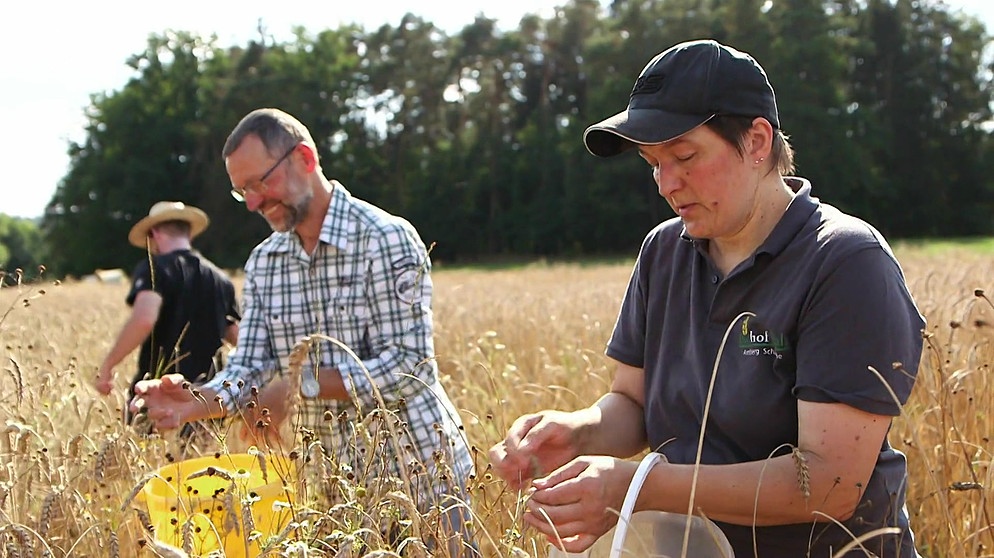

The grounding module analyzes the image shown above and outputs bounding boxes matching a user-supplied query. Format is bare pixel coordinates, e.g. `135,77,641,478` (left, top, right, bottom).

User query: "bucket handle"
608,452,664,558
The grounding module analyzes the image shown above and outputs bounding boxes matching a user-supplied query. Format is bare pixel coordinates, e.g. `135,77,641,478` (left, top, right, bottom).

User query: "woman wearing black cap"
489,39,924,557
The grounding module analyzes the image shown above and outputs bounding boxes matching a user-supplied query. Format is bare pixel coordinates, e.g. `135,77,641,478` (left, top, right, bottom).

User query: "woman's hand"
524,456,639,553
489,409,594,490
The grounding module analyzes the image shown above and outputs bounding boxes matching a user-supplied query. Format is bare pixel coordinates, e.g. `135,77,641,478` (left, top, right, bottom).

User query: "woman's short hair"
706,115,795,175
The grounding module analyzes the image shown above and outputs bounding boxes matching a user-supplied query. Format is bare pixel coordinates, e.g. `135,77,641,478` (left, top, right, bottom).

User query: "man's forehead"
225,136,268,176
228,134,269,160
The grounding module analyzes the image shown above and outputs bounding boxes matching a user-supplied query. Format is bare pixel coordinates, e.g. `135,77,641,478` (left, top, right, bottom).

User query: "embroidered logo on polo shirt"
739,316,787,359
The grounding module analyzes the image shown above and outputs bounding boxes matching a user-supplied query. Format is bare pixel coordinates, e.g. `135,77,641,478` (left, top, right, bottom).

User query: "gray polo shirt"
607,178,924,557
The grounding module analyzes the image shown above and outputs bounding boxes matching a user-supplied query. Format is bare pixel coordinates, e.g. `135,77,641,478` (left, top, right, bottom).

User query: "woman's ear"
748,117,775,162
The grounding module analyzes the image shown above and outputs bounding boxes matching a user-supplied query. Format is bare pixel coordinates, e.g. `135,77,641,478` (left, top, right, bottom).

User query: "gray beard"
265,190,313,232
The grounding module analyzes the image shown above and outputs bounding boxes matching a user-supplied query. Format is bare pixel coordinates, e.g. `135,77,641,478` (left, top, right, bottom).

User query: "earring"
754,157,766,164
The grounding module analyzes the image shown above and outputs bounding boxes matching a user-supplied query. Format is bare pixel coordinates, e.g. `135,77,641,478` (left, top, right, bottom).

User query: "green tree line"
0,215,45,282
35,0,994,277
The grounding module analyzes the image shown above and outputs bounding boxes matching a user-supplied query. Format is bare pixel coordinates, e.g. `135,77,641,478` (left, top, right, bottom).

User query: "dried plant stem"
683,311,755,558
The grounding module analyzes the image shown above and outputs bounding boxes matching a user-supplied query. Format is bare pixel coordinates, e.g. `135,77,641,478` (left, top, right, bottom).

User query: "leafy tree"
44,32,223,276
38,0,994,276
848,0,993,236
0,215,45,273
764,0,863,209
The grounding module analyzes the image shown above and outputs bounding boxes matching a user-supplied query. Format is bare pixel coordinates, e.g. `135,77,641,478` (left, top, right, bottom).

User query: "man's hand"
130,374,220,430
94,366,114,396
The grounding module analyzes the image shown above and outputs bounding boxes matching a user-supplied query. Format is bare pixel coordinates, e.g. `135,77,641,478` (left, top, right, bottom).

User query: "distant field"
893,236,994,255
0,242,992,556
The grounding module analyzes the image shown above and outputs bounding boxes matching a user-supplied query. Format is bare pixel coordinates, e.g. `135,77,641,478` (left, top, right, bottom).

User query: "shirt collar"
318,181,352,252
259,181,354,254
755,177,818,258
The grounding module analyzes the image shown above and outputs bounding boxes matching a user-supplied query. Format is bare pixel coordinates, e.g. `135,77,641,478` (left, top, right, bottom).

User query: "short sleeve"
606,240,650,368
793,247,925,415
125,260,154,306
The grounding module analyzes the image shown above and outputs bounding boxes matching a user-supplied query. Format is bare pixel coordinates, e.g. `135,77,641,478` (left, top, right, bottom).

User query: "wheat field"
0,246,991,557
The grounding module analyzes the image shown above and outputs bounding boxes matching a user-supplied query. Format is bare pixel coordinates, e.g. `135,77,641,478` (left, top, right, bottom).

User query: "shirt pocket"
324,286,372,361
267,317,314,373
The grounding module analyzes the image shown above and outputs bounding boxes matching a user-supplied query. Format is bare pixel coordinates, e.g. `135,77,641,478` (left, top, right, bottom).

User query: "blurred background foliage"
9,0,994,277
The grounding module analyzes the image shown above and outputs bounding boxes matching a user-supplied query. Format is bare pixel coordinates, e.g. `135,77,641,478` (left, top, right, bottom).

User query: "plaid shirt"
204,183,472,505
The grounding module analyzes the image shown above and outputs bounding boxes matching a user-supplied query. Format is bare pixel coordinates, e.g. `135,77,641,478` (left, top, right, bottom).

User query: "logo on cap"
632,74,665,97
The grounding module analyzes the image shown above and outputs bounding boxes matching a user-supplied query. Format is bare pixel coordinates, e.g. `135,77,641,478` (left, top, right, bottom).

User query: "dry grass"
0,247,991,557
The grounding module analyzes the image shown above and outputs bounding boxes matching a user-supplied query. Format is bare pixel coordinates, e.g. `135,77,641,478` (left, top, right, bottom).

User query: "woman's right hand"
489,409,592,490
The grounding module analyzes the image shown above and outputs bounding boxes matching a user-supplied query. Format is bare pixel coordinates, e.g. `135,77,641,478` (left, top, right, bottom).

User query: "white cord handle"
608,452,664,558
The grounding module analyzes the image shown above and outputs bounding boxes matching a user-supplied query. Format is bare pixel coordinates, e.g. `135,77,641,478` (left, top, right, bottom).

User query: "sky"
2,0,992,220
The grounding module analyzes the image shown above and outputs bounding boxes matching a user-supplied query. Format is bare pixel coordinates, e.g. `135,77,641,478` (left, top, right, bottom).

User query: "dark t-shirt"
607,178,925,557
126,249,241,390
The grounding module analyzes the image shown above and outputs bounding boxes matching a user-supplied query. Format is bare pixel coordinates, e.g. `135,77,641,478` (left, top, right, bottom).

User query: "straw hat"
128,201,210,248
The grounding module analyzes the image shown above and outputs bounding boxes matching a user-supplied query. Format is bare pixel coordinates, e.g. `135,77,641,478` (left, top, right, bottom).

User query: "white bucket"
548,453,734,558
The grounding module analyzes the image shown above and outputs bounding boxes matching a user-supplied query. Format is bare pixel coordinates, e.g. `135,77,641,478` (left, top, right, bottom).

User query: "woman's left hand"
523,455,640,553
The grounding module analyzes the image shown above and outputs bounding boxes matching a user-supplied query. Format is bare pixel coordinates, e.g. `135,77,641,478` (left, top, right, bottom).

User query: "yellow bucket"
137,452,296,557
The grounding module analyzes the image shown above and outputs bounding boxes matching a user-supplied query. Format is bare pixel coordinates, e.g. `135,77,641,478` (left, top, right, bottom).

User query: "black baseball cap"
583,39,779,158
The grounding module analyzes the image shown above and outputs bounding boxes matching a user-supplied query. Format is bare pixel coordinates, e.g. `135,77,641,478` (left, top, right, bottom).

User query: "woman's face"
638,124,760,242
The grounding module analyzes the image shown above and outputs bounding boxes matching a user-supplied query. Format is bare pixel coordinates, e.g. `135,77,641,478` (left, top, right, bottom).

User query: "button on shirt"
204,183,472,503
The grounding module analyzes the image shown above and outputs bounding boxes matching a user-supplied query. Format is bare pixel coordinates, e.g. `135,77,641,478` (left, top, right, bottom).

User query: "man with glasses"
228,143,296,203
130,108,475,554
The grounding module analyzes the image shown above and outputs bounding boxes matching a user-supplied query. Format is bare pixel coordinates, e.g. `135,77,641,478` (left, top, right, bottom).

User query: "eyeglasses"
230,144,298,202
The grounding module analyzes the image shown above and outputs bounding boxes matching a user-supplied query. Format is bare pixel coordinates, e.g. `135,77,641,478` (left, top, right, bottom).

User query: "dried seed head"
38,492,58,536
181,517,194,554
791,447,811,500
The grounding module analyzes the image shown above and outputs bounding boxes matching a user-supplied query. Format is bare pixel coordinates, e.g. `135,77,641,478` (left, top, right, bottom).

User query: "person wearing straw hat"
95,201,241,425
490,40,925,557
129,109,475,554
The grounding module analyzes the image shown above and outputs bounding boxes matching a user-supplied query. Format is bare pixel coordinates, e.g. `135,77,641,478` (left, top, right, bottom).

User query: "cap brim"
582,109,712,158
